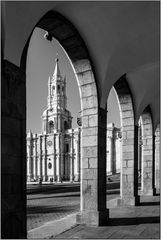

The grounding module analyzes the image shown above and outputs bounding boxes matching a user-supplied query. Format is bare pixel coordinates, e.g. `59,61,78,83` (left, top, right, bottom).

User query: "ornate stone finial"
55,53,59,62
52,53,61,78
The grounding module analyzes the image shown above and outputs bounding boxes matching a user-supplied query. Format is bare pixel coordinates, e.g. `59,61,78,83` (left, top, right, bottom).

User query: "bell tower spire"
42,54,72,134
47,54,67,110
52,53,61,78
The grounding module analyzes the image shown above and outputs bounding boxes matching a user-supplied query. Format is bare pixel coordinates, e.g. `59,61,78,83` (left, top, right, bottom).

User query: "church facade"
27,57,81,182
27,57,122,183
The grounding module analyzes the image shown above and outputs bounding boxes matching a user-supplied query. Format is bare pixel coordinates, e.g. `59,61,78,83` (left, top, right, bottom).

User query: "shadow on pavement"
107,189,120,195
27,185,80,195
139,201,160,206
27,204,79,215
108,216,160,226
27,193,80,201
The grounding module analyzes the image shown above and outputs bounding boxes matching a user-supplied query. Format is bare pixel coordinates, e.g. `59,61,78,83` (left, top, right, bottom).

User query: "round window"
47,140,52,146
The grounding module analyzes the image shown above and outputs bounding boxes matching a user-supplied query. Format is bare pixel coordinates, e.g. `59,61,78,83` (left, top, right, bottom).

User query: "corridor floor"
54,195,160,239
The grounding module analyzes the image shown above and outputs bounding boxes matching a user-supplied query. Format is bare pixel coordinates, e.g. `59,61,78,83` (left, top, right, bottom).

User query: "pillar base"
153,188,160,195
117,196,140,206
142,188,154,196
76,209,109,226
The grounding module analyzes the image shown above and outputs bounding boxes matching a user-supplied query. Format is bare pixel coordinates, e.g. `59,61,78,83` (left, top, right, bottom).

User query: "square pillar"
140,110,154,196
141,136,153,195
74,60,109,225
76,107,109,226
154,126,160,193
118,125,139,206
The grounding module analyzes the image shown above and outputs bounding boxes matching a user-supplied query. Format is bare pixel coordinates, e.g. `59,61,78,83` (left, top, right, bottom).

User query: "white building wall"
27,124,121,182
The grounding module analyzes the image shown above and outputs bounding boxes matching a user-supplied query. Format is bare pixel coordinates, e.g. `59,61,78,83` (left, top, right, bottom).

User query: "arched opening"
48,120,54,133
106,87,121,207
138,117,143,193
139,106,154,196
21,10,108,234
111,75,139,206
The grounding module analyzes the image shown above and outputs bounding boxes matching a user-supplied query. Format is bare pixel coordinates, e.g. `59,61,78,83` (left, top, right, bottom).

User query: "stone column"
35,136,38,180
53,134,57,181
60,133,65,180
57,133,61,182
39,136,43,180
77,128,81,181
33,157,36,181
2,60,26,238
138,125,142,178
75,130,81,181
29,143,33,181
119,115,138,205
27,138,32,181
27,157,30,181
77,107,109,225
107,136,112,175
141,111,153,196
33,137,37,181
42,136,47,182
70,130,74,182
114,78,139,206
155,124,160,193
115,132,122,173
74,61,108,226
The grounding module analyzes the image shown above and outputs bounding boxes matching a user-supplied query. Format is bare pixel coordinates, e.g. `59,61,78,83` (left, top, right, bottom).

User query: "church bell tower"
42,55,72,134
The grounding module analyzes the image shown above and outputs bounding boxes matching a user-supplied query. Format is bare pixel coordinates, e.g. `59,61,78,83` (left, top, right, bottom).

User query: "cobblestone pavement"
27,183,80,231
27,181,120,231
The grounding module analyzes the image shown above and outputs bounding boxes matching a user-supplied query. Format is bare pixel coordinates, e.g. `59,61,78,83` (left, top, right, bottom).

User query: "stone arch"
113,75,139,205
154,123,160,194
20,10,108,226
139,106,154,195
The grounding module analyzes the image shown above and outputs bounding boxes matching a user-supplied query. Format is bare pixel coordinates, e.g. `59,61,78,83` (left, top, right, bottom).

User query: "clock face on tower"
47,140,52,146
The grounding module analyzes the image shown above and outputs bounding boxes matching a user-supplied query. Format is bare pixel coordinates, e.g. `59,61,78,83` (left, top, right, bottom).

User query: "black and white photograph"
1,1,160,239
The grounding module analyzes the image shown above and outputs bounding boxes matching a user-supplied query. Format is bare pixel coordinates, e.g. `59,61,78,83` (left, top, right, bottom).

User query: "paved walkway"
27,183,80,230
28,195,160,239
27,179,120,231
54,195,160,239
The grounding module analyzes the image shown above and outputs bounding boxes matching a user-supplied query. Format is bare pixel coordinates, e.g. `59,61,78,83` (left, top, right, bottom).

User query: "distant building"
26,57,121,183
27,56,81,182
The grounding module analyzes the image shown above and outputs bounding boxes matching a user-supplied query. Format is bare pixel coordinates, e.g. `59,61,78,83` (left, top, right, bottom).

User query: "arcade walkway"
28,189,159,239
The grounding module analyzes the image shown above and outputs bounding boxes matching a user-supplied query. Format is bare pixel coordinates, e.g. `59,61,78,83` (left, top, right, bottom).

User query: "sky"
26,27,120,133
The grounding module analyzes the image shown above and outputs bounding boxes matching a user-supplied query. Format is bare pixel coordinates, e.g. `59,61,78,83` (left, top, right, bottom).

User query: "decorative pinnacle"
55,53,59,62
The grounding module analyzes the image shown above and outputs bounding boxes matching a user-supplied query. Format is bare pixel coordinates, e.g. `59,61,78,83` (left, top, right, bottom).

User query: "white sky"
26,27,120,133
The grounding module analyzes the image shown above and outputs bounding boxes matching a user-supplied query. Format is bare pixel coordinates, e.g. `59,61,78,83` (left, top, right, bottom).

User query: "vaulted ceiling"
2,1,160,128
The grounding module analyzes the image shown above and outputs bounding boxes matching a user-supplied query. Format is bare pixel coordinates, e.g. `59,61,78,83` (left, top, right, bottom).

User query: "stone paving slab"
28,213,78,239
27,182,120,231
27,184,159,239
27,184,80,230
54,196,160,239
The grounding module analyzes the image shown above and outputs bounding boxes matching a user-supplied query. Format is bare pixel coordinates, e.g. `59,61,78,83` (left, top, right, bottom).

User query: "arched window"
48,162,52,169
49,121,54,133
66,144,69,152
64,121,68,130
